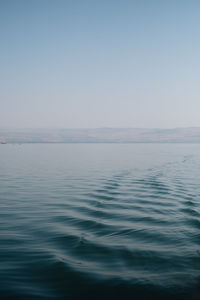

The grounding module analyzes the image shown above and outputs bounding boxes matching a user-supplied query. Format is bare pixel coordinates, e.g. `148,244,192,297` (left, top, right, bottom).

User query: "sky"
1,0,200,129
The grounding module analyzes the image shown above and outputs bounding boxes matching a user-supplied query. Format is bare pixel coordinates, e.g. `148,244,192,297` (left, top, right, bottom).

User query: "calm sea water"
0,144,200,300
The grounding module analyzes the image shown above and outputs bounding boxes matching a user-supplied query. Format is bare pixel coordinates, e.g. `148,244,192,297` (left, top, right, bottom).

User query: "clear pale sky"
1,0,200,128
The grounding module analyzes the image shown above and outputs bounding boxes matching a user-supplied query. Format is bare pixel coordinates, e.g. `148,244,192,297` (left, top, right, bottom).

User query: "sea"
0,143,200,300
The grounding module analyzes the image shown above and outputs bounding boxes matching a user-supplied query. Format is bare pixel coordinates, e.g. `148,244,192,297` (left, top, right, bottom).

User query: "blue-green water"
0,144,200,300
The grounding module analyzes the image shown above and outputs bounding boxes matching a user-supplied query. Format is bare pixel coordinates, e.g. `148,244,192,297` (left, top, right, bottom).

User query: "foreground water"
0,144,200,300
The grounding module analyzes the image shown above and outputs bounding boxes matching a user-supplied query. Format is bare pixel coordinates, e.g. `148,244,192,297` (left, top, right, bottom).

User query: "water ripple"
1,144,200,299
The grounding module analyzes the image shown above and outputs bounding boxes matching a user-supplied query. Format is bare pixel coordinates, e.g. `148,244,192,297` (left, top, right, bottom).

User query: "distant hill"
1,127,200,143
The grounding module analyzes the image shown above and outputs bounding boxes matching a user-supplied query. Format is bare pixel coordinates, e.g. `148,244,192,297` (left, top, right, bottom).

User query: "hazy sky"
1,0,200,128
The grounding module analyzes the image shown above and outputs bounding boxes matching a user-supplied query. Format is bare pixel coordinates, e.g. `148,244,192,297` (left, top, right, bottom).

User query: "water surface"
0,144,200,300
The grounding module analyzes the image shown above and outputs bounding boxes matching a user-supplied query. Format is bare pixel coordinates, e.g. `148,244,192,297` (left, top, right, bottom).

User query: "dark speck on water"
0,144,200,300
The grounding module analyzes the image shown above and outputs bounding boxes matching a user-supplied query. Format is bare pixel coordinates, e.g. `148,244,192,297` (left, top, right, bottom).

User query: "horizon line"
1,126,200,130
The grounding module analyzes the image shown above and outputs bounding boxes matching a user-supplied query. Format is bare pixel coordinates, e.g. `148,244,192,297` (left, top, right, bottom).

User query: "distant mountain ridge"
1,127,200,143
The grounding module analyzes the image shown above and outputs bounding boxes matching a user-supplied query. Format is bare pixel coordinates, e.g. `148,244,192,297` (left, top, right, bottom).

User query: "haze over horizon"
1,0,200,129
2,126,200,130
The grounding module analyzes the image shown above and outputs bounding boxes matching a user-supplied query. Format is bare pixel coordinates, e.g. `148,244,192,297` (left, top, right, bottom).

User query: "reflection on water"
0,144,200,299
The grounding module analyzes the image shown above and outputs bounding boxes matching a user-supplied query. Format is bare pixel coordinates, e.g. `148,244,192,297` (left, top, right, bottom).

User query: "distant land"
1,127,200,143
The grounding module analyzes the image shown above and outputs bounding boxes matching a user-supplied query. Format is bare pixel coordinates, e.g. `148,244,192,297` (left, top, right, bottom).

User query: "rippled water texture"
0,144,200,300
